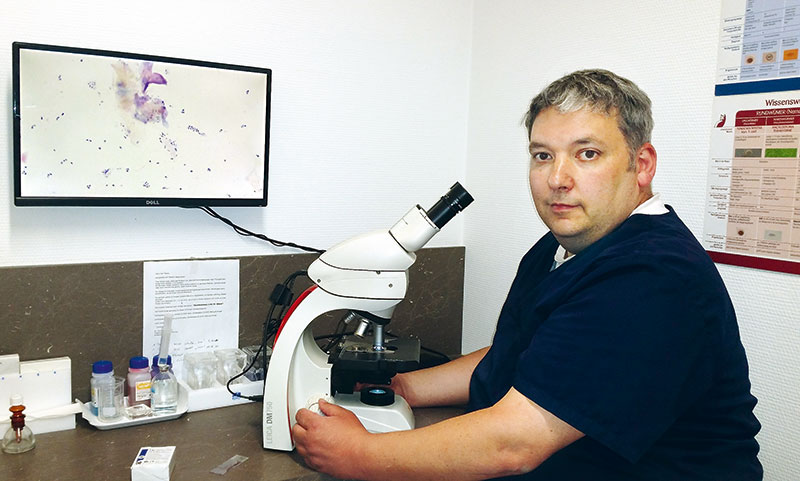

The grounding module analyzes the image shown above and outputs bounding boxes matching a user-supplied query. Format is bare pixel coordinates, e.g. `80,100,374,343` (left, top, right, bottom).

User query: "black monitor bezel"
12,42,271,207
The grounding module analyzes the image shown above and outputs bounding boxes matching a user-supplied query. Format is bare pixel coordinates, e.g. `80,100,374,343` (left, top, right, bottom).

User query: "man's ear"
635,142,657,189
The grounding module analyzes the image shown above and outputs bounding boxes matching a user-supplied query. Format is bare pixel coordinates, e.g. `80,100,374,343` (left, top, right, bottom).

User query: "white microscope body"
262,183,472,451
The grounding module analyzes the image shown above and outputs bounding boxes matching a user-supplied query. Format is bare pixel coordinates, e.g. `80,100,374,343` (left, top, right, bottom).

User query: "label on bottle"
90,387,98,415
135,380,152,401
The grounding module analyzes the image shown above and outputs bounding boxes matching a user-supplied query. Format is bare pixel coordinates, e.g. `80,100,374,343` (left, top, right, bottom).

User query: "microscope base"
334,393,415,433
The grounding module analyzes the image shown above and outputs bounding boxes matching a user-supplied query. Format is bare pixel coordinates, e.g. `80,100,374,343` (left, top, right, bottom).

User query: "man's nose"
548,156,574,191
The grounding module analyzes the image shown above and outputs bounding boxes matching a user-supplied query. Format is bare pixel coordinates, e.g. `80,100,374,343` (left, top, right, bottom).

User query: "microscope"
262,182,473,451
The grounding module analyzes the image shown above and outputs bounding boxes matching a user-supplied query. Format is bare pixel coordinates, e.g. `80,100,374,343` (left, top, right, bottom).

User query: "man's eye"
578,150,599,161
532,152,551,162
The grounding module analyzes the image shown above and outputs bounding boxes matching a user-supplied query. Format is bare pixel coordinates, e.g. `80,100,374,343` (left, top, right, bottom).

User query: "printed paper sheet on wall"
706,0,800,274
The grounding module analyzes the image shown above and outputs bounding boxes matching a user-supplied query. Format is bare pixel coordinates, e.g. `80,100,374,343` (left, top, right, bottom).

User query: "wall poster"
706,0,800,274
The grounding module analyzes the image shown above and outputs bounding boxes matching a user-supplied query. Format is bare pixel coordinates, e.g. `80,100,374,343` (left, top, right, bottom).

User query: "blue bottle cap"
152,355,172,366
129,356,149,369
92,360,113,374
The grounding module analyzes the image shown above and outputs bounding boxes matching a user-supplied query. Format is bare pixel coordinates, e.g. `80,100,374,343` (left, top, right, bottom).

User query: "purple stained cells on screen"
113,60,168,126
133,93,168,125
141,62,167,92
187,125,206,136
24,55,264,199
158,133,178,158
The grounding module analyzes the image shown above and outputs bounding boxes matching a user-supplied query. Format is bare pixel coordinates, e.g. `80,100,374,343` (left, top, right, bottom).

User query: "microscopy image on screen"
16,46,269,203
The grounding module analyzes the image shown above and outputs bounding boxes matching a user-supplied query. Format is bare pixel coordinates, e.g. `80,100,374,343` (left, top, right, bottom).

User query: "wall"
0,0,472,266
463,1,800,480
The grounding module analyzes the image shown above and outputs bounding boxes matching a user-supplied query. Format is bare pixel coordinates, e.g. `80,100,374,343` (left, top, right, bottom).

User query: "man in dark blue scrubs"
293,69,763,481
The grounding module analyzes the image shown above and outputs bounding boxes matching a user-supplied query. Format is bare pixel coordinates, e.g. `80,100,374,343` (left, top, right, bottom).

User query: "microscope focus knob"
305,394,334,415
360,387,395,406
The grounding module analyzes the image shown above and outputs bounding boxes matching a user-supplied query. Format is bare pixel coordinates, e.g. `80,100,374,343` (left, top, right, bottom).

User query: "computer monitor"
12,42,271,206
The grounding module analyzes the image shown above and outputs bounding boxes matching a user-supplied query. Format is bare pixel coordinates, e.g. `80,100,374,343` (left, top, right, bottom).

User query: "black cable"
191,205,325,254
385,329,451,363
420,345,451,363
225,270,308,401
320,312,355,353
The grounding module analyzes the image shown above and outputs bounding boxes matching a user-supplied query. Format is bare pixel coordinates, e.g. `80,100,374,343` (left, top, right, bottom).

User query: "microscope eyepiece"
426,182,474,229
387,181,474,253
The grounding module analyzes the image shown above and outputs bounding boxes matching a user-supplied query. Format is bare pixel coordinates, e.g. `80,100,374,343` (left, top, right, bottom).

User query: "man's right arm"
392,346,489,408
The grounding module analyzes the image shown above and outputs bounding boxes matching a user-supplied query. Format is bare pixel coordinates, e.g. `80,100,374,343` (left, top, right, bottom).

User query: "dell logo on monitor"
145,200,160,205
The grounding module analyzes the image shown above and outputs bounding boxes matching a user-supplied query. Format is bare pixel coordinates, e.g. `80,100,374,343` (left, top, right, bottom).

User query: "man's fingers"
291,419,306,439
295,407,318,427
318,398,349,417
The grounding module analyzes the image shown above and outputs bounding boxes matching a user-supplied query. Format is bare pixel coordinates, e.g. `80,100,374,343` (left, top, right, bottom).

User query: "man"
293,69,763,480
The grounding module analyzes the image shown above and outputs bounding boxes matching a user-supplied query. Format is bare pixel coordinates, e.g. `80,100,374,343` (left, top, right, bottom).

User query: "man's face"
528,107,646,254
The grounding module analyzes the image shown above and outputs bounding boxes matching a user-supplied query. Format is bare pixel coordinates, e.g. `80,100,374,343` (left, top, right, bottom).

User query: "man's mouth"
549,202,577,213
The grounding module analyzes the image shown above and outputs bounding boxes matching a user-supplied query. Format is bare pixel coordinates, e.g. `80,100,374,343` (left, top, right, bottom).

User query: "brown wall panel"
0,247,465,400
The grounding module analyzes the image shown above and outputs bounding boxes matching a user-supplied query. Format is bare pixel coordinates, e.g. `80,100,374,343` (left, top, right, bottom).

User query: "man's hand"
292,399,371,478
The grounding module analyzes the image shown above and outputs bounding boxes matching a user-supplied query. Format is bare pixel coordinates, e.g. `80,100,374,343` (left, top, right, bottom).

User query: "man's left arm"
292,387,584,480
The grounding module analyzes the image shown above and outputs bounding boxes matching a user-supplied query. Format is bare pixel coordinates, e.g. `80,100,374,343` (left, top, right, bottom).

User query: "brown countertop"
0,402,465,481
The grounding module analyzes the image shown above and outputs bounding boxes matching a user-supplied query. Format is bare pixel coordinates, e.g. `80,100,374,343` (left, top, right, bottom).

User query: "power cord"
191,206,325,254
226,270,308,401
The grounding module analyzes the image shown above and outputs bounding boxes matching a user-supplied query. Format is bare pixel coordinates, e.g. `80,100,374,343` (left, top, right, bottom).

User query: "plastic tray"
181,378,263,412
79,383,188,430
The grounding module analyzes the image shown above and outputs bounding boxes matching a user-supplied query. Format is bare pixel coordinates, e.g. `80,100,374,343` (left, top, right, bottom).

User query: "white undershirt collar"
551,193,667,269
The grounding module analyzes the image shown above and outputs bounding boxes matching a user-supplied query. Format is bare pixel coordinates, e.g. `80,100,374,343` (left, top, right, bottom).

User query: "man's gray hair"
524,69,653,162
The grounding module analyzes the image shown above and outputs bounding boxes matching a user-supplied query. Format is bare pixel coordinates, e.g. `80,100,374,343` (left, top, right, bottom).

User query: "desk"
0,403,465,480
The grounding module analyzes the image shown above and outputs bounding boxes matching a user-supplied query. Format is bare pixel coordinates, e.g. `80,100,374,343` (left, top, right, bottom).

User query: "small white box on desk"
131,446,176,481
180,378,263,412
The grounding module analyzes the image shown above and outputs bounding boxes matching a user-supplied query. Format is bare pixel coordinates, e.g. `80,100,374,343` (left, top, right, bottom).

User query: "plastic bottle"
127,356,151,407
90,360,114,416
150,364,178,414
2,394,35,454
